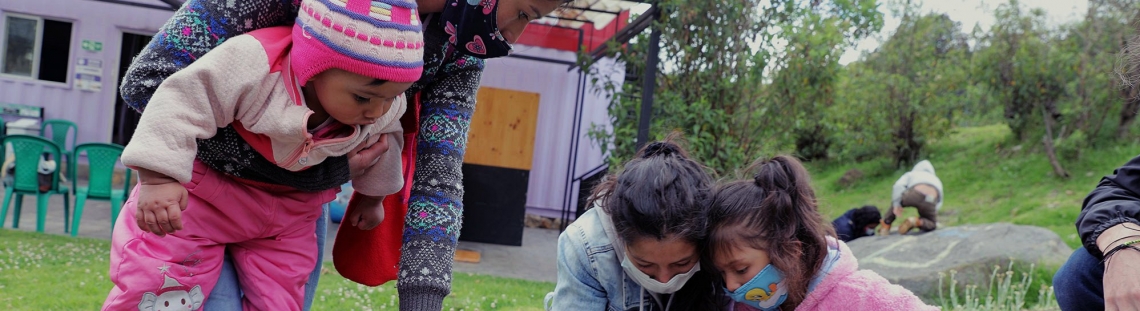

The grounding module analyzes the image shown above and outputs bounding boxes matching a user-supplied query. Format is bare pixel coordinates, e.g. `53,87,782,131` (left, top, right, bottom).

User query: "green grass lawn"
0,229,552,310
2,124,1133,310
808,124,1140,250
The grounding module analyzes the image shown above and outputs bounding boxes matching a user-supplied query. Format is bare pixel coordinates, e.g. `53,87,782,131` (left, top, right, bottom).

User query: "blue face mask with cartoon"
725,264,789,311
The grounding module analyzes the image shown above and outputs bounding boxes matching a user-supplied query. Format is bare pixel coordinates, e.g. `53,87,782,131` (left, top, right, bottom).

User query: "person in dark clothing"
832,205,882,242
1053,155,1140,311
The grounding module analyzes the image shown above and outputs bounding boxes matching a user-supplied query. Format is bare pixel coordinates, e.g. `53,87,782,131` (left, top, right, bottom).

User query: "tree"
974,0,1070,177
834,1,969,168
1038,0,1139,144
1102,0,1140,138
587,0,882,174
764,0,882,161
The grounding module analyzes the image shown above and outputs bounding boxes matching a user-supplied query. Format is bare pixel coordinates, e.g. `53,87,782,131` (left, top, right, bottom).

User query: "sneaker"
898,217,919,235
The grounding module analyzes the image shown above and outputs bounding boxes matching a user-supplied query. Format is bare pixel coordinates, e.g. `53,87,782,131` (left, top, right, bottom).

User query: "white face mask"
620,256,701,294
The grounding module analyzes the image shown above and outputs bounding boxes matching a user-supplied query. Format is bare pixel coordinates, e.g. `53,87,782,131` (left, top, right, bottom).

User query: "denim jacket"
545,208,662,311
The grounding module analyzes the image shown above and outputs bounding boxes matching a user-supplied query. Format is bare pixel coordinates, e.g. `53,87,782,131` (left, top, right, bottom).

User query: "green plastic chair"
69,143,130,236
0,135,71,233
40,119,77,170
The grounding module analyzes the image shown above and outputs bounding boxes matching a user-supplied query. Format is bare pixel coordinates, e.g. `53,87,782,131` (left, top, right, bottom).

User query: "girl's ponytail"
752,157,804,237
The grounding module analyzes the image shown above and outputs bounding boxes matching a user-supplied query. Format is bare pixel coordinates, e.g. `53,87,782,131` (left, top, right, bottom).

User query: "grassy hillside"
808,124,1140,250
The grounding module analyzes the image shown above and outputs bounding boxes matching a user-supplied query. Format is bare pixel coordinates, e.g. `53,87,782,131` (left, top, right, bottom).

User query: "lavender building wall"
0,0,172,145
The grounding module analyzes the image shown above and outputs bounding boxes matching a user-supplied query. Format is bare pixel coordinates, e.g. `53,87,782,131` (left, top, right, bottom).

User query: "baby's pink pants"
102,162,335,311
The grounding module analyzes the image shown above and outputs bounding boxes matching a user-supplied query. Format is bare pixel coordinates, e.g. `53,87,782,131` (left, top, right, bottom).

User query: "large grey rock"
846,223,1072,300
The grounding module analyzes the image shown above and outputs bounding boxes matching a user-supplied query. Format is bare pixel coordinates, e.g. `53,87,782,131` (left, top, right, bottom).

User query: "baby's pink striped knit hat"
292,0,424,84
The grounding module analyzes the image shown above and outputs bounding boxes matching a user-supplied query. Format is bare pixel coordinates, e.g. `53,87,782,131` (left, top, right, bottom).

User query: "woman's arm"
396,55,483,310
119,0,299,112
1077,155,1140,258
547,227,611,310
1076,156,1140,311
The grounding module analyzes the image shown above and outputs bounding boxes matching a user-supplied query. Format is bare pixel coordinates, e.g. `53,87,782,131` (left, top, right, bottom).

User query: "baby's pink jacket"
121,27,403,196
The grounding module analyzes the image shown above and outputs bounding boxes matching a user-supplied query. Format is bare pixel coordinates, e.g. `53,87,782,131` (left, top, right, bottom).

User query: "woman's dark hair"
591,136,713,248
706,155,835,310
588,134,718,310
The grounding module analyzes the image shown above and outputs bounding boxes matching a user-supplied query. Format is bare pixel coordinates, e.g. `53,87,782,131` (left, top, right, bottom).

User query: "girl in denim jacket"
546,138,720,311
707,156,936,311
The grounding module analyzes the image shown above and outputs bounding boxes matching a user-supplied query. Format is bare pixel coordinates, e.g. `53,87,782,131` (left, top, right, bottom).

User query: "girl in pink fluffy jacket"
706,155,938,311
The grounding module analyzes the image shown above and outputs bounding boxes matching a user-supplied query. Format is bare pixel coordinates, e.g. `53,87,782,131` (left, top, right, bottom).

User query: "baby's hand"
135,180,188,237
346,193,385,230
347,134,389,179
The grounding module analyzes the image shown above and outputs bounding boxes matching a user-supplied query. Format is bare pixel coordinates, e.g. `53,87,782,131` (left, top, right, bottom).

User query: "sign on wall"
81,40,103,52
75,58,103,92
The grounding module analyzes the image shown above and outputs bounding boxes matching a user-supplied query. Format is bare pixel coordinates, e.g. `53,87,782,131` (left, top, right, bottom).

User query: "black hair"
851,205,882,230
593,138,713,246
706,155,835,310
588,134,718,310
